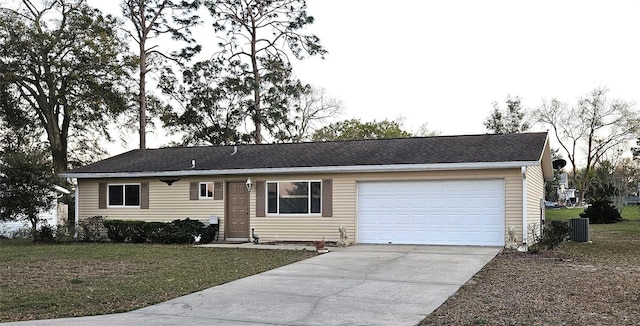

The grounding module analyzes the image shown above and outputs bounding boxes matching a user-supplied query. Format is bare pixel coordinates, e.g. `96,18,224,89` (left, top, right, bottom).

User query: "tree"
312,118,413,141
159,59,252,145
121,0,202,149
0,80,43,152
206,0,327,143
0,150,57,241
0,0,132,174
414,122,440,137
584,162,618,201
544,147,563,202
281,86,343,142
586,158,640,211
532,87,639,204
0,115,56,241
484,95,529,134
613,158,640,197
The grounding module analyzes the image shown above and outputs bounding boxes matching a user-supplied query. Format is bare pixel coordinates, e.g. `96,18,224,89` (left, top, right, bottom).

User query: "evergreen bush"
103,220,129,242
128,221,148,243
580,198,622,224
529,220,571,252
537,220,571,250
78,215,106,242
35,224,56,242
103,218,213,244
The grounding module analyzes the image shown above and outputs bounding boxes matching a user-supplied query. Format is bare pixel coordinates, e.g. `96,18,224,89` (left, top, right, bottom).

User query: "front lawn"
422,207,640,325
0,242,316,322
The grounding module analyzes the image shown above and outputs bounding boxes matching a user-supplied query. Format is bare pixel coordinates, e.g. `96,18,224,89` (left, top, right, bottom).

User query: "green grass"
545,207,584,221
546,205,640,260
545,205,640,222
0,242,316,322
620,205,640,221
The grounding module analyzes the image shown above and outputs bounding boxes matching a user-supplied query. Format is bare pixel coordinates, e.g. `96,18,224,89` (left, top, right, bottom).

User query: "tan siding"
78,177,226,231
526,166,545,243
247,169,524,244
249,175,355,243
504,173,524,244
77,167,532,245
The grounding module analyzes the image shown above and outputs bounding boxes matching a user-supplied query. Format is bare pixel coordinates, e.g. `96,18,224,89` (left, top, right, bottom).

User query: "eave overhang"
59,161,543,179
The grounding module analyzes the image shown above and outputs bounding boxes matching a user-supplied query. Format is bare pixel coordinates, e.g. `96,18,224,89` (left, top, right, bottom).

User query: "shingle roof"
61,132,549,177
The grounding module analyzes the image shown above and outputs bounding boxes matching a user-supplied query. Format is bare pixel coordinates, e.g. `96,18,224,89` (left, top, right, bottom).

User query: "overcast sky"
89,0,640,154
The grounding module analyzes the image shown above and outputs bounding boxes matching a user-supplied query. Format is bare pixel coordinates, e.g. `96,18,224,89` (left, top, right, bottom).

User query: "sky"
89,0,640,155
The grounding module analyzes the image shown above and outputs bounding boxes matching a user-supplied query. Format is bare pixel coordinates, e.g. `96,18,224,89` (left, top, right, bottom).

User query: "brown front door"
226,182,250,239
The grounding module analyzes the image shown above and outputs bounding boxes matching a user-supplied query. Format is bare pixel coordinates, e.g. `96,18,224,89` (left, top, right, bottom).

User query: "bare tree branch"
532,87,639,204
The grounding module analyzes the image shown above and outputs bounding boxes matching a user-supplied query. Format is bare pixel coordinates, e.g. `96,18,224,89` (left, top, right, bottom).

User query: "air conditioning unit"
569,218,589,242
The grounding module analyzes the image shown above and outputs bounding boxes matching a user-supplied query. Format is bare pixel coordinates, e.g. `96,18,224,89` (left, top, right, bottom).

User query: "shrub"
161,218,205,244
580,198,622,224
531,220,571,251
200,225,218,243
146,222,167,243
129,221,149,243
103,220,158,243
54,224,76,242
36,224,56,242
78,215,106,242
103,220,129,242
103,218,213,244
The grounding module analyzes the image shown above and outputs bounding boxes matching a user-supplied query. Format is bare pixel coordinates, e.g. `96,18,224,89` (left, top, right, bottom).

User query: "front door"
226,182,250,240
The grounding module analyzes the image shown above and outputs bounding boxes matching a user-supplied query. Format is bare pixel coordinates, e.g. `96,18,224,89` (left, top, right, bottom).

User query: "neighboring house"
625,196,639,205
0,185,70,237
59,132,553,247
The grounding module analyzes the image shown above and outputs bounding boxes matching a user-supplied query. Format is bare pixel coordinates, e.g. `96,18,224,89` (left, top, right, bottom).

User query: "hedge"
103,218,217,244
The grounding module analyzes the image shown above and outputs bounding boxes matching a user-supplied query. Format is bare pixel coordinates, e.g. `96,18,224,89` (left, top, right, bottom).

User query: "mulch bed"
421,246,640,325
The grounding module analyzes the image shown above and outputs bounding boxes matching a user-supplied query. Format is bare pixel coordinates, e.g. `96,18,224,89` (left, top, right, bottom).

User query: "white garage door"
357,180,505,246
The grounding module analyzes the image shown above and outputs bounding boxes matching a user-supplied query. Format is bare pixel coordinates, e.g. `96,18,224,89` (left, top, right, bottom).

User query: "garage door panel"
458,215,481,226
358,180,505,246
376,197,394,210
484,201,501,209
359,198,379,211
466,197,483,208
410,199,430,209
446,198,464,208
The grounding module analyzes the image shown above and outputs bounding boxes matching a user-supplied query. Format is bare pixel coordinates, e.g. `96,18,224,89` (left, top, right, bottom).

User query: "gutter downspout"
521,166,527,247
74,180,79,239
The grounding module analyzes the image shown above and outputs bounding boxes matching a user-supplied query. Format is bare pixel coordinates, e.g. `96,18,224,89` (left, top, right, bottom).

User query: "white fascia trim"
59,161,542,179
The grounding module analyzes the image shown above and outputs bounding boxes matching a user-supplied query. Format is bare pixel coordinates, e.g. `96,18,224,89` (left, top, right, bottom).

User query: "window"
108,184,140,207
266,181,321,214
199,182,214,199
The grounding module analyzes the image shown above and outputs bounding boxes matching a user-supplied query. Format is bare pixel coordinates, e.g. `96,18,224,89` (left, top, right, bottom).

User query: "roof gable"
61,132,550,178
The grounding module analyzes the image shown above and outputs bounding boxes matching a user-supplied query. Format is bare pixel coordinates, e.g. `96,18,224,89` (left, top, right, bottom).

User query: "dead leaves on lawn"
422,223,640,326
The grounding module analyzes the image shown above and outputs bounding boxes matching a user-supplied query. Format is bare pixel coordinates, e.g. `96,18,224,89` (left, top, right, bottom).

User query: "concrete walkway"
4,245,501,326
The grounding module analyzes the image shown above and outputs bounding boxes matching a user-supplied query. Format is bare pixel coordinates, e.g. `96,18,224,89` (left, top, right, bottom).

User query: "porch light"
246,177,254,192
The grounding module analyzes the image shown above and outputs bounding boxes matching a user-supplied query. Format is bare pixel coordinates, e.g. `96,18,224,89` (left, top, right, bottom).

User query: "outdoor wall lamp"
245,177,254,192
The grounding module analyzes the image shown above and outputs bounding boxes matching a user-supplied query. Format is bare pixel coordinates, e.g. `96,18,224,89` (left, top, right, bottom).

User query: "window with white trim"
108,184,140,207
267,181,321,214
199,182,214,199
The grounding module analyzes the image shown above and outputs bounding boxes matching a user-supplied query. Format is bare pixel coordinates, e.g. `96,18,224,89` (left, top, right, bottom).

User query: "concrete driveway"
5,245,500,326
